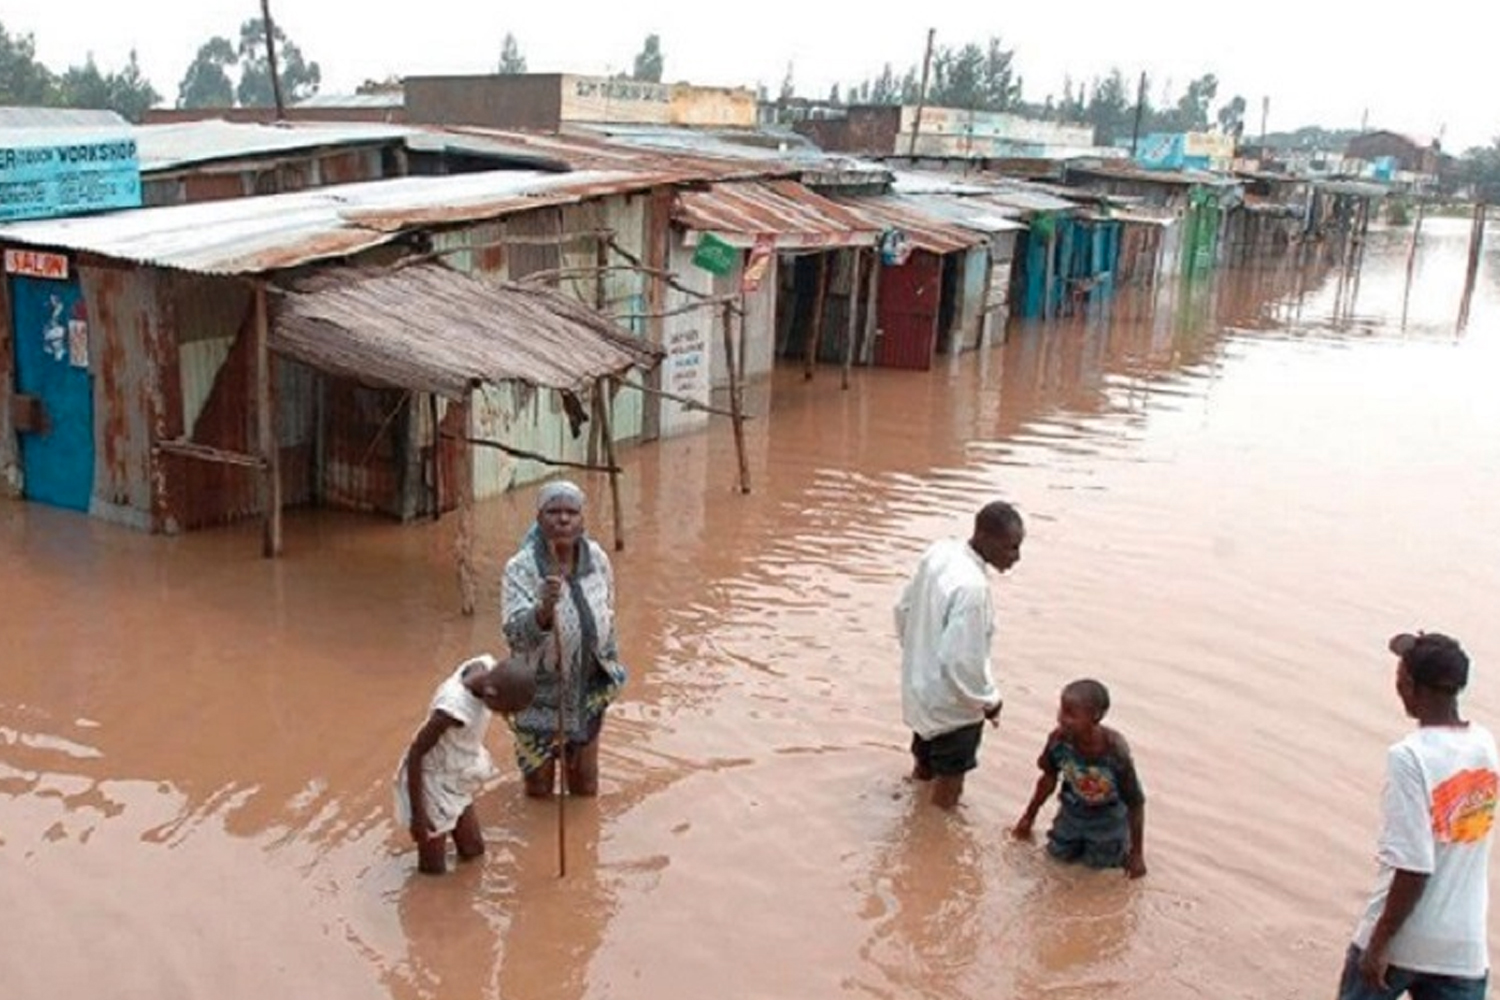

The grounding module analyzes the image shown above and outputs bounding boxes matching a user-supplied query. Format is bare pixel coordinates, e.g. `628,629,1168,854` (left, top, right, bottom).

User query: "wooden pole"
841,251,862,390
907,28,936,158
805,253,829,381
259,0,286,121
1459,201,1486,329
253,283,282,558
1043,226,1058,321
722,301,751,494
456,390,477,616
863,249,881,366
549,540,568,878
429,393,443,521
1129,71,1147,158
594,379,625,552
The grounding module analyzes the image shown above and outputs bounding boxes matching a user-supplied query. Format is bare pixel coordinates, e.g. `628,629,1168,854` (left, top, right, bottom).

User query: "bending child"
1012,679,1147,878
395,654,536,875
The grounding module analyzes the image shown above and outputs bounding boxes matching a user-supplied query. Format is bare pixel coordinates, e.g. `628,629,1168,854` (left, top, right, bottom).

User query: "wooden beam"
594,379,626,552
842,250,863,390
723,301,751,494
456,390,477,616
254,283,283,558
805,253,829,381
439,432,621,474
155,439,266,469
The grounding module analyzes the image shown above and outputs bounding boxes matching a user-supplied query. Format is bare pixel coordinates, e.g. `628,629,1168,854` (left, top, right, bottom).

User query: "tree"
1086,69,1132,146
779,62,795,101
929,43,985,110
1162,72,1217,132
235,17,320,107
980,37,1021,112
177,36,236,108
0,22,56,104
498,32,526,74
104,50,161,122
632,33,663,83
871,63,898,105
1216,94,1247,137
827,83,842,106
1458,140,1500,202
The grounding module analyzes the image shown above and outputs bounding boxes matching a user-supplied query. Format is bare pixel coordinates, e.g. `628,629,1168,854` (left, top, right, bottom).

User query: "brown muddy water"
3,218,1498,1000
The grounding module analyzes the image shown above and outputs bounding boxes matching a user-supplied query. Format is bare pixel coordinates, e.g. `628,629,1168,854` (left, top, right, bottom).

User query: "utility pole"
261,0,286,120
907,28,936,158
1260,96,1270,145
1129,70,1147,158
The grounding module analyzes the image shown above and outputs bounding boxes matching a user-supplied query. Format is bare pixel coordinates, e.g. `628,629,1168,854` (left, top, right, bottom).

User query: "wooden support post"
863,250,881,366
805,253,829,381
1043,228,1058,322
722,301,751,494
254,283,282,558
842,250,862,390
593,379,626,552
456,390,477,616
1459,201,1486,329
430,393,443,521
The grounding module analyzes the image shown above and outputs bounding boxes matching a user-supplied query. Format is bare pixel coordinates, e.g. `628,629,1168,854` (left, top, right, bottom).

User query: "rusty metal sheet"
828,195,985,255
673,180,879,250
0,170,656,276
271,262,664,399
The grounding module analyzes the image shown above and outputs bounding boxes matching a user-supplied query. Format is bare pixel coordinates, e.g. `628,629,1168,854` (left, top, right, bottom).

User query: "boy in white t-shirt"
1340,631,1499,1000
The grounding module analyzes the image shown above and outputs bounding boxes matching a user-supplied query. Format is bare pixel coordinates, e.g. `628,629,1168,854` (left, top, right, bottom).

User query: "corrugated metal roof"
0,106,129,130
136,120,411,172
895,194,1028,234
0,169,655,275
972,184,1082,215
1067,162,1243,188
575,123,891,183
828,195,986,254
274,262,662,398
673,180,880,249
891,170,1001,197
424,125,771,181
293,92,404,109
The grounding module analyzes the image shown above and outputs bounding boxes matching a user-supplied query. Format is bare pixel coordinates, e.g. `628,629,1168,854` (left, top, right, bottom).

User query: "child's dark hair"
1063,679,1111,718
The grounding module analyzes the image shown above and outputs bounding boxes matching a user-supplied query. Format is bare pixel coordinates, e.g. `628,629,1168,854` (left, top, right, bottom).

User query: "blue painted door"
11,274,94,511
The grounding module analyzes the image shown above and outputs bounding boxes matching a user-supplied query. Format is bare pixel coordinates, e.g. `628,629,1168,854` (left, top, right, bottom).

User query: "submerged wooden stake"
594,379,625,552
456,390,477,616
722,301,751,494
254,283,282,558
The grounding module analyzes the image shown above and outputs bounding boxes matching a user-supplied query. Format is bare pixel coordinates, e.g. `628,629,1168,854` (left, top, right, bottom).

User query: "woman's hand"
536,575,564,628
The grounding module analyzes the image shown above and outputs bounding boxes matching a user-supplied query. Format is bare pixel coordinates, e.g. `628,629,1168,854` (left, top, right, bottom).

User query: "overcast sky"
2,0,1493,151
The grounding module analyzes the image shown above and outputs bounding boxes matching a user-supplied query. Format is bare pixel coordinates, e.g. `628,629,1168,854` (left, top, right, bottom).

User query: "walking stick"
551,541,568,878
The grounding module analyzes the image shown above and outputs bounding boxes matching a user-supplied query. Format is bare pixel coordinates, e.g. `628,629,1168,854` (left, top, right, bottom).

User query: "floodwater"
4,217,1498,1000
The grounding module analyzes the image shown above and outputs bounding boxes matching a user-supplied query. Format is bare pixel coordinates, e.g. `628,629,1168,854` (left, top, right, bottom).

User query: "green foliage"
632,34,663,83
0,20,160,122
498,32,526,75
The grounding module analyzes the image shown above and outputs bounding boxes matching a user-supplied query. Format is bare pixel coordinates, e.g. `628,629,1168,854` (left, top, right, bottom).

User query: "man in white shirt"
1340,631,1499,1000
895,501,1024,809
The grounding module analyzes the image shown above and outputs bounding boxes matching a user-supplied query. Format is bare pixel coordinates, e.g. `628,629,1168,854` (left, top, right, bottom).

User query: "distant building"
402,74,759,130
1345,131,1440,177
795,105,1100,160
1134,132,1237,173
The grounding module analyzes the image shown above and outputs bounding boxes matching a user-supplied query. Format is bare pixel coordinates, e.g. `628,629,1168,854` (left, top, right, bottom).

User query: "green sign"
692,232,738,276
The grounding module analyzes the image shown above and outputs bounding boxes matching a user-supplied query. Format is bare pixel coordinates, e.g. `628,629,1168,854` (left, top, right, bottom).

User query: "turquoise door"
11,273,94,511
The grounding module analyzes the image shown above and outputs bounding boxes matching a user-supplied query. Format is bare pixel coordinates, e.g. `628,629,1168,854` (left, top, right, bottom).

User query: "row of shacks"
0,120,1380,597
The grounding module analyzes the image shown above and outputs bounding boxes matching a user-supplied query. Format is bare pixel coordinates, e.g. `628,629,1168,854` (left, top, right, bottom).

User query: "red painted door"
875,252,942,370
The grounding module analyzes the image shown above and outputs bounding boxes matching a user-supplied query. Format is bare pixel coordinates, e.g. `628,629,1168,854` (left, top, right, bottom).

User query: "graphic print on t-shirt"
1062,760,1118,806
1431,768,1499,844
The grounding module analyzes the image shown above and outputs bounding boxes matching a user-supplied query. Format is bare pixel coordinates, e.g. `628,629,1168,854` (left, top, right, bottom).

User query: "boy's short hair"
1063,678,1111,717
1390,632,1469,693
975,500,1023,538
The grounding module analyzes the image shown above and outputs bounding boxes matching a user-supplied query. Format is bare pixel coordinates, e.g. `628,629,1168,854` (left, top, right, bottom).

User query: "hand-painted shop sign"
4,248,69,280
692,232,738,277
0,136,142,222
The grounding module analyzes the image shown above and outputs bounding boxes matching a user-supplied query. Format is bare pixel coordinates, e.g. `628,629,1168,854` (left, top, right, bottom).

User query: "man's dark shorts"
911,722,985,776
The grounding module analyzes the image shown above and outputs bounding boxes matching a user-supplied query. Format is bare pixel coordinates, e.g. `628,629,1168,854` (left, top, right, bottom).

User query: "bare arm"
1012,770,1058,839
1359,870,1429,989
405,711,459,841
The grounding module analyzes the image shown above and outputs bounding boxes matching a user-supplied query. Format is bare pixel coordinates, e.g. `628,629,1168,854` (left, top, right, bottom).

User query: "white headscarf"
537,479,586,512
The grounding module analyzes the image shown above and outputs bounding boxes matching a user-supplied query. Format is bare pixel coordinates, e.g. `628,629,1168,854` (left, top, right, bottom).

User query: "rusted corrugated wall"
0,274,17,496
77,263,170,531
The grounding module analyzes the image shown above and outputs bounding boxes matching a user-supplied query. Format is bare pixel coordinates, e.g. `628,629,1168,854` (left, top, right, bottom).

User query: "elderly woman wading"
504,480,626,797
